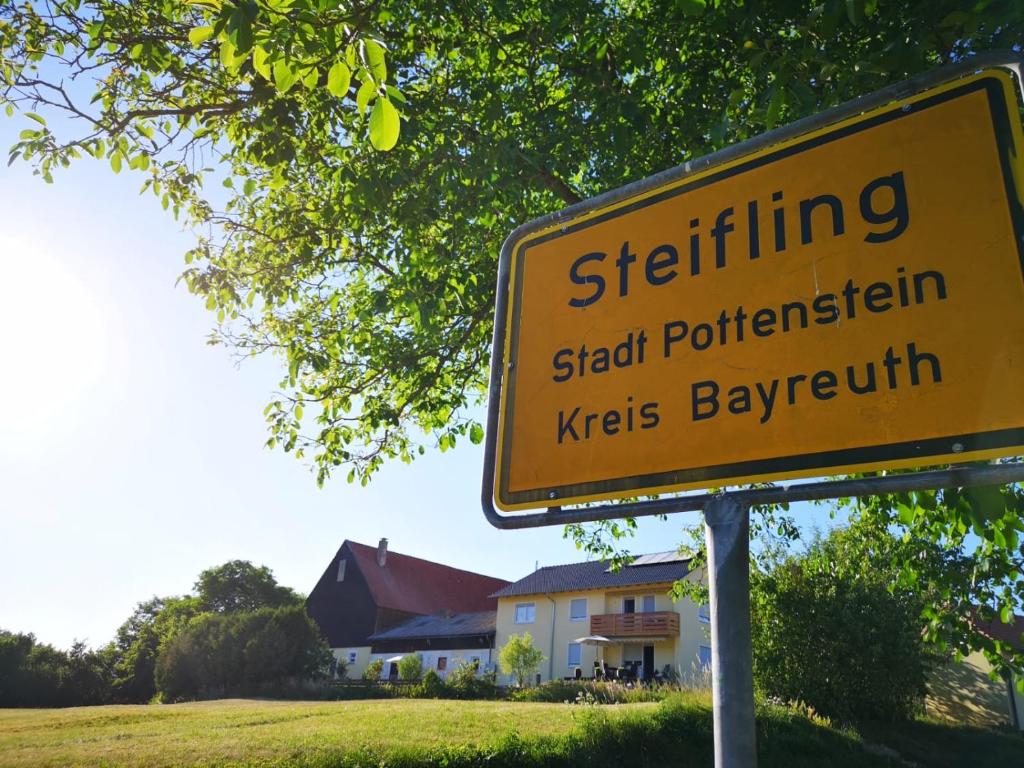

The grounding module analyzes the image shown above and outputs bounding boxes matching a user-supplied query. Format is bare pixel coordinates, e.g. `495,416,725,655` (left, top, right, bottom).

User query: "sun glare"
0,234,109,452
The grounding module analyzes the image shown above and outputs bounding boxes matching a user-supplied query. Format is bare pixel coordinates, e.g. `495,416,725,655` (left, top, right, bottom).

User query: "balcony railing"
590,611,680,637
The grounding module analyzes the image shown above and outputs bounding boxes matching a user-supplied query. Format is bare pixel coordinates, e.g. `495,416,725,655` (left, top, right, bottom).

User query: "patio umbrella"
574,635,613,670
574,635,612,646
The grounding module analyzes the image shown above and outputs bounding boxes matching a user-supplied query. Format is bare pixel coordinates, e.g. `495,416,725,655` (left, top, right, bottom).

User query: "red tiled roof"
347,541,509,614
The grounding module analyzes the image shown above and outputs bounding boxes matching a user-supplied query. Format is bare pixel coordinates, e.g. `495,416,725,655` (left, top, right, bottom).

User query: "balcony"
590,611,680,638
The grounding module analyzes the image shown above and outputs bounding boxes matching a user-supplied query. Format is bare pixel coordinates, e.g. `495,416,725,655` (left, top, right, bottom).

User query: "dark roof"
368,611,496,641
491,555,692,598
347,541,510,614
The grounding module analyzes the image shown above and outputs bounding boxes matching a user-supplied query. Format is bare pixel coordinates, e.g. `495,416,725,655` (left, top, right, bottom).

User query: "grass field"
0,699,647,767
1,695,1023,767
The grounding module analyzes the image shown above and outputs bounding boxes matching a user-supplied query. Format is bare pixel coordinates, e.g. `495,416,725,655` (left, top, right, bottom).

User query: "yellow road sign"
487,68,1024,513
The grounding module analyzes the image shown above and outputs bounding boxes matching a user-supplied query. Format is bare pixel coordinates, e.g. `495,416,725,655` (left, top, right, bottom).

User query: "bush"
446,659,500,700
398,653,423,681
751,523,937,723
362,658,384,681
416,668,446,698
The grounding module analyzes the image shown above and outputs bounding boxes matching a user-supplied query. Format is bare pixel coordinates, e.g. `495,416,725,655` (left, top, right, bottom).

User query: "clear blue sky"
0,116,767,650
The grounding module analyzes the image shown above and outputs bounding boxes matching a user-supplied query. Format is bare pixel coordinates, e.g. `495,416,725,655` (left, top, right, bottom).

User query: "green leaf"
252,46,271,80
368,98,400,151
219,40,239,70
363,39,387,82
225,8,253,54
25,112,46,125
243,178,257,195
896,502,915,526
109,151,122,173
846,0,863,26
188,25,214,46
273,59,297,93
678,0,706,17
469,423,484,445
356,79,377,116
385,84,406,104
302,67,319,90
326,61,351,98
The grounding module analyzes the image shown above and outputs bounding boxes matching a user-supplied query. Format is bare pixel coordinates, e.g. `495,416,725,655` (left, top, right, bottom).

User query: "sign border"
482,54,1024,526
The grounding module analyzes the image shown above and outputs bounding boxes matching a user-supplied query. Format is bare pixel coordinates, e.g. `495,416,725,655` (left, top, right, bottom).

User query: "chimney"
376,538,388,567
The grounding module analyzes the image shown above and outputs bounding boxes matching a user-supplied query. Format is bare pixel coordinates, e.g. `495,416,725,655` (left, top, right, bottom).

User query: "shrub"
446,659,500,700
362,658,384,681
416,668,446,698
398,653,423,681
751,523,938,723
498,633,545,687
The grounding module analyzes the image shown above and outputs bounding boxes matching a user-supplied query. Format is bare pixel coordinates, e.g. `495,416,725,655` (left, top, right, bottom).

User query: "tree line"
0,561,330,706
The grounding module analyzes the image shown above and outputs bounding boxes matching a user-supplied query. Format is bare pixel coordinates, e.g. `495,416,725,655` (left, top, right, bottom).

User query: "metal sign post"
704,496,756,768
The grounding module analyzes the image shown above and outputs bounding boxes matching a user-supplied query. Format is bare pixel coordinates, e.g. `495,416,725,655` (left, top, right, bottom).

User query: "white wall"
366,648,494,680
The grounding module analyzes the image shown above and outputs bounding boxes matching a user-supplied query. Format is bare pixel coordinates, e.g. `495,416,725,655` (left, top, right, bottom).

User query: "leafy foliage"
832,464,1024,685
108,559,305,703
362,657,385,681
5,1,1020,484
194,559,303,613
750,521,942,723
108,596,203,703
0,631,112,707
498,632,545,687
415,667,445,697
397,652,423,681
444,658,499,700
154,604,331,700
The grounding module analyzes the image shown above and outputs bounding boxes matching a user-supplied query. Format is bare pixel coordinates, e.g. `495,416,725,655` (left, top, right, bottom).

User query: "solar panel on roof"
629,551,687,566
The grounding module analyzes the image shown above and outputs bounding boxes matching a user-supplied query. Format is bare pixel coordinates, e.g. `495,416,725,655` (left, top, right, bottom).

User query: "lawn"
0,698,646,767
0,695,1022,768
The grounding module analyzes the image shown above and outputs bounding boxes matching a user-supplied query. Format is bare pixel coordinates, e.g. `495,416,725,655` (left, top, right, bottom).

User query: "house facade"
367,611,497,680
492,552,708,684
305,538,509,678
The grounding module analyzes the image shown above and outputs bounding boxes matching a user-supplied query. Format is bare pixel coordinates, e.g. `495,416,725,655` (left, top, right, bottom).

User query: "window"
698,604,710,623
642,595,656,613
437,657,447,671
569,598,588,621
514,603,536,624
698,645,712,669
347,651,357,664
623,597,636,613
568,643,582,667
336,558,347,582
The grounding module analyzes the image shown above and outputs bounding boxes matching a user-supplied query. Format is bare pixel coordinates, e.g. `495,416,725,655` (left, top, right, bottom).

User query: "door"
643,645,655,682
623,597,636,613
